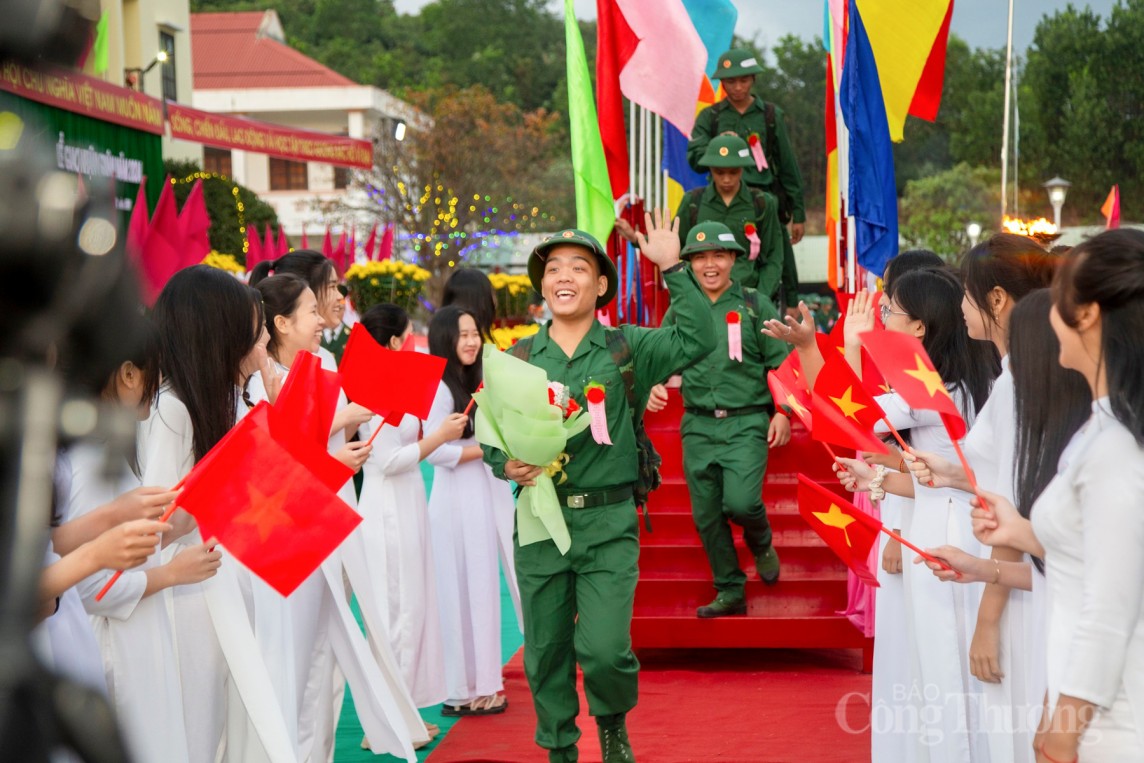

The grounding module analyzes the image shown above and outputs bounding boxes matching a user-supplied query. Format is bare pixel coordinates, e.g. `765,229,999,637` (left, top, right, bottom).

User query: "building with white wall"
190,10,426,237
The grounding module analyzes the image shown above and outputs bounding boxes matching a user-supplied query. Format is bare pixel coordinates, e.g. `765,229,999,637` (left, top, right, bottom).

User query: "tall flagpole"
1000,0,1014,220
653,114,663,211
629,100,636,208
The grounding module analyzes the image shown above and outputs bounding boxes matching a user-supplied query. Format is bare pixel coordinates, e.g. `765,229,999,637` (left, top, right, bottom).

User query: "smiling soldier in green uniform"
688,48,807,314
648,220,791,618
674,134,785,301
482,212,715,763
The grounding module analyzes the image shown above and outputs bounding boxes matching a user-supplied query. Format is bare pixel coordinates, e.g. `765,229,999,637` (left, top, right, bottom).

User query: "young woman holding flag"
765,267,999,762
355,304,468,743
248,274,424,761
932,230,1144,761
144,265,296,763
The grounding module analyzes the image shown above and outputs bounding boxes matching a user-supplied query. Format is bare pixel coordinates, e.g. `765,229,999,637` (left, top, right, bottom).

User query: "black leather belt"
555,485,634,509
684,404,770,419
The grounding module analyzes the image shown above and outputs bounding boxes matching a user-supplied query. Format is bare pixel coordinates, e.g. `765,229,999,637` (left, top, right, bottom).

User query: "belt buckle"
568,494,586,509
714,408,729,419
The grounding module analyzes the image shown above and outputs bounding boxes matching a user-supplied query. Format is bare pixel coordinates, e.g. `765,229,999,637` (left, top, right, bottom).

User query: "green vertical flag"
562,0,614,246
93,12,110,75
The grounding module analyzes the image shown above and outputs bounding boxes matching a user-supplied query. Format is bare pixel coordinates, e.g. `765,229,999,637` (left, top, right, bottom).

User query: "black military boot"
696,591,747,618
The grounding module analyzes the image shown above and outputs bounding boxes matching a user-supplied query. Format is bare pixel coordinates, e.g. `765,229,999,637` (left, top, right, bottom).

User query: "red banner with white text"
167,103,373,169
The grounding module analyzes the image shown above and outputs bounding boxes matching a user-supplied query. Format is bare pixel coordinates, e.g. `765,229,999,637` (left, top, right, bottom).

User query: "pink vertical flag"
378,224,394,261
246,225,265,271
138,177,181,306
263,225,276,263
177,179,212,267
300,224,309,250
276,225,289,256
321,227,334,259
363,223,379,262
125,177,149,268
604,0,708,137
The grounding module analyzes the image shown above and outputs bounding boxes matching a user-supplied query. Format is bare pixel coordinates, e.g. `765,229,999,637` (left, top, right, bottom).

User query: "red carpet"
428,647,870,762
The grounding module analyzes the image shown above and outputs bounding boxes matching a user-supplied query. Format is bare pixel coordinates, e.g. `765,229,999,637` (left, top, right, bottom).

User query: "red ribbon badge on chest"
584,382,612,445
726,310,743,362
747,133,768,171
744,222,761,261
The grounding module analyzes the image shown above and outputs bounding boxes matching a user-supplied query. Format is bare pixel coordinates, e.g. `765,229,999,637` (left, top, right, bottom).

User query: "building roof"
191,11,358,90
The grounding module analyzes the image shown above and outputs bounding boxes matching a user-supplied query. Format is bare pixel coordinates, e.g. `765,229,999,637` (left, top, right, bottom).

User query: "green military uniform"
662,222,790,614
320,321,350,363
687,49,806,306
483,230,714,762
674,137,785,299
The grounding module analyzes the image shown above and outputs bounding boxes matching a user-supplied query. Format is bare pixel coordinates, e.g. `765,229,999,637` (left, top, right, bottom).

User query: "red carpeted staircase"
635,387,873,669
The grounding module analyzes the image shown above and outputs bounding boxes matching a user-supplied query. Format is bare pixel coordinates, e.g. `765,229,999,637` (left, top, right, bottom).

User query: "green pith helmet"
698,134,754,168
681,221,745,259
528,229,618,308
712,48,765,79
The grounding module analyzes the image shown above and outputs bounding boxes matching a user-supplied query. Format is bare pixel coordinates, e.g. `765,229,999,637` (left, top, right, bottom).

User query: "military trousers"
515,499,640,752
680,411,773,596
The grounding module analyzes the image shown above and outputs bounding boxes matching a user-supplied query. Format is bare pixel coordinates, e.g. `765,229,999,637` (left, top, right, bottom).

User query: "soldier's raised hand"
633,209,681,272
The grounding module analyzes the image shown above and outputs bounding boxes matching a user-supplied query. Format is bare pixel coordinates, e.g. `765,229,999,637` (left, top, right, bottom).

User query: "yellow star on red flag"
812,503,857,547
785,393,809,419
828,385,867,422
903,353,951,399
236,483,296,542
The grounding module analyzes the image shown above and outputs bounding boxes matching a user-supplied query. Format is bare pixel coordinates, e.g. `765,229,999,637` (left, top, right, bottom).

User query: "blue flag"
840,2,898,276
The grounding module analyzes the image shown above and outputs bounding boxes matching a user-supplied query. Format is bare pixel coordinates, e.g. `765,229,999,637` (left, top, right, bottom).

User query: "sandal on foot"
441,694,508,717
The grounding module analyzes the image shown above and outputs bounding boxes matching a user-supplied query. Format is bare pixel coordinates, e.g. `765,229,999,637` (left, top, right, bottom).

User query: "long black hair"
1010,290,1091,531
152,266,263,462
1052,228,1144,446
960,233,1055,339
361,303,410,349
253,273,311,360
441,267,496,342
427,305,481,438
250,249,337,313
883,249,944,298
892,268,1000,417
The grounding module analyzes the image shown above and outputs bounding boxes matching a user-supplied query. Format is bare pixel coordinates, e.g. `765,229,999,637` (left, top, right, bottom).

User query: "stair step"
634,579,848,618
638,544,846,580
640,513,828,549
631,615,868,649
649,482,801,516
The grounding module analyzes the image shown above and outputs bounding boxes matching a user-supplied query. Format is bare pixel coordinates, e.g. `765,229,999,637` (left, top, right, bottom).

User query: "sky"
392,0,1120,55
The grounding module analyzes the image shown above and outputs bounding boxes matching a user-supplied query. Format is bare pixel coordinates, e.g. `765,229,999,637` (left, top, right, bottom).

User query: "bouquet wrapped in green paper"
472,345,589,554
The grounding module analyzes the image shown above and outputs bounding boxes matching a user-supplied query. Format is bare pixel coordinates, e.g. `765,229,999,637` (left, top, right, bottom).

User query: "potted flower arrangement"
489,272,534,324
344,260,432,314
202,251,245,276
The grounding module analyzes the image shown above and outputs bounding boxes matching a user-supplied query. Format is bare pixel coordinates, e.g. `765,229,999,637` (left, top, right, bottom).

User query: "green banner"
0,91,163,231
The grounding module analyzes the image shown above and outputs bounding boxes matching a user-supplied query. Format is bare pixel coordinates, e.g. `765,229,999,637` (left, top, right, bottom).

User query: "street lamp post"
124,50,168,92
1043,176,1071,229
966,222,982,248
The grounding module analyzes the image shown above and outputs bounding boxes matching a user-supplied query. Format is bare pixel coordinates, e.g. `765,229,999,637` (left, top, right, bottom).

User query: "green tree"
899,163,999,258
164,159,280,263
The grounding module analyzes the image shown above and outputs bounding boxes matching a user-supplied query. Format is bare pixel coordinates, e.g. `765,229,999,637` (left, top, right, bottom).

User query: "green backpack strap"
603,328,661,530
741,287,761,319
687,187,705,228
748,187,768,219
507,335,534,362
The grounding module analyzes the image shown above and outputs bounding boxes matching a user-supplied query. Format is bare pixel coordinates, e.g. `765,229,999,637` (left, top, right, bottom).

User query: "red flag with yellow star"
178,409,362,596
340,324,446,423
246,403,353,493
274,350,341,447
810,390,890,455
858,330,967,439
797,474,880,587
812,347,887,435
768,369,811,429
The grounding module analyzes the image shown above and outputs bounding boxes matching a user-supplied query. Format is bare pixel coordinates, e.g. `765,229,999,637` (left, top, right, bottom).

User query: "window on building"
269,158,309,191
333,166,352,189
159,31,177,102
203,147,232,179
